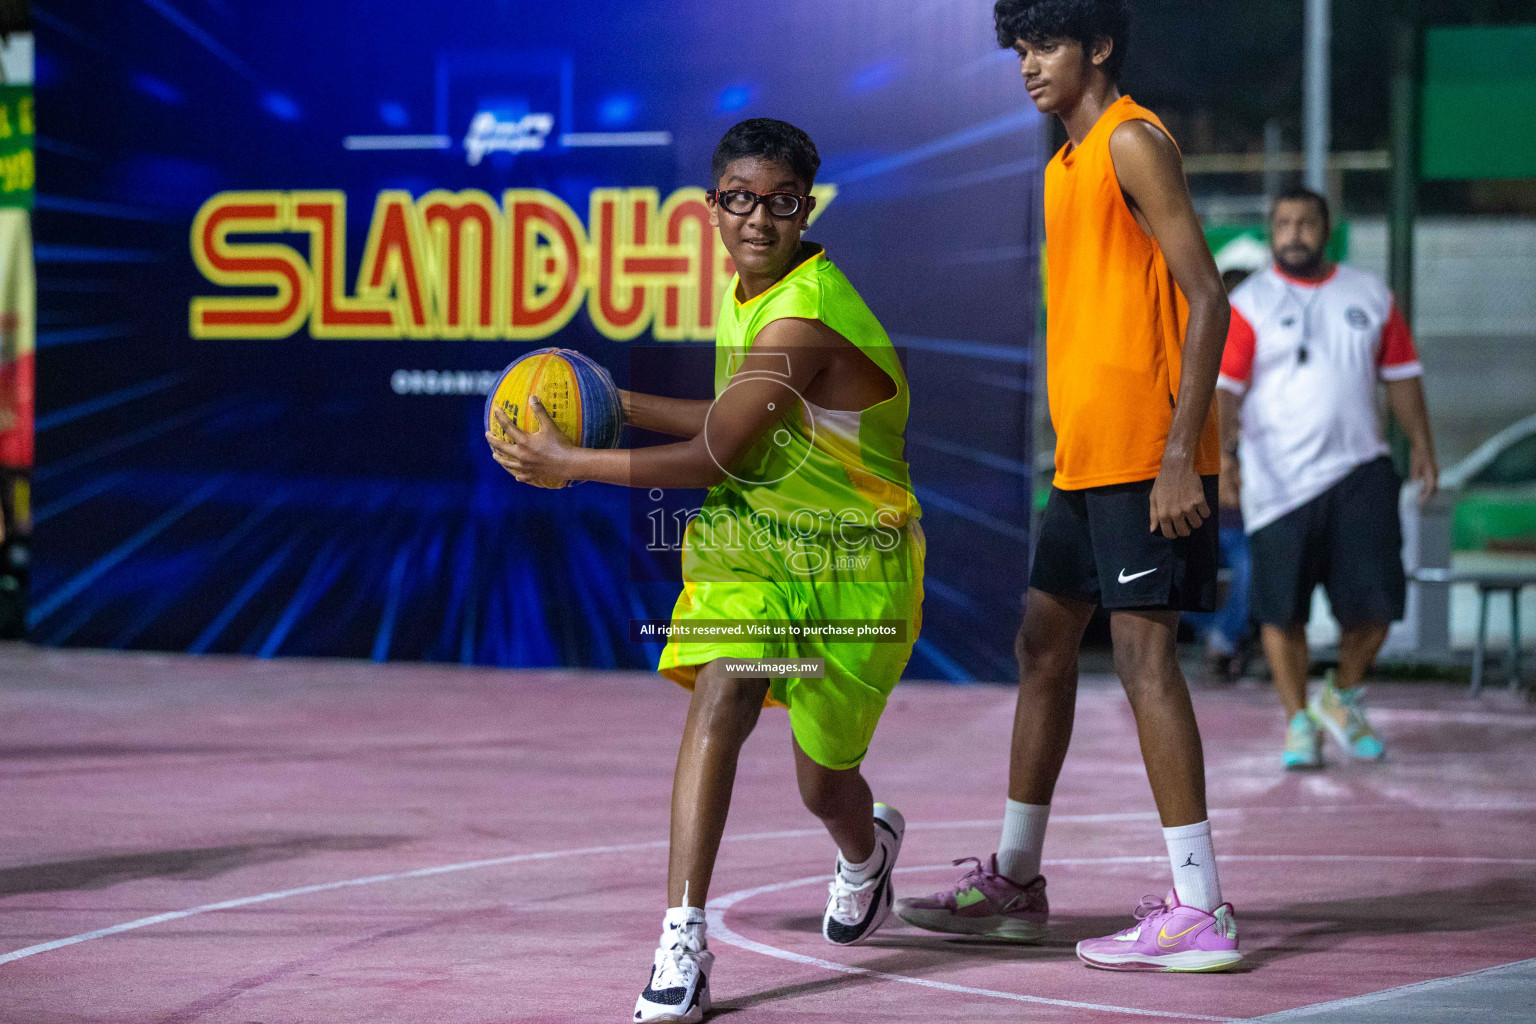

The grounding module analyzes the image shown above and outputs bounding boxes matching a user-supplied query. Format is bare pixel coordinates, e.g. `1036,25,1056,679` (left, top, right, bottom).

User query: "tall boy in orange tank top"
896,1,1242,972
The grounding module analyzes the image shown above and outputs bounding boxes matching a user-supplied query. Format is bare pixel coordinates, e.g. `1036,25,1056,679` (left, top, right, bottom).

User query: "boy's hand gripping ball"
484,348,624,489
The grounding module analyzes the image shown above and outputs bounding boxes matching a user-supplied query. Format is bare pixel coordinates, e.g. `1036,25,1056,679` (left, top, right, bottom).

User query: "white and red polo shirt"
1217,263,1422,533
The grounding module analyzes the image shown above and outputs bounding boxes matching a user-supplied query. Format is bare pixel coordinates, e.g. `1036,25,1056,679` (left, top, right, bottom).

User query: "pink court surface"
2,643,1534,1024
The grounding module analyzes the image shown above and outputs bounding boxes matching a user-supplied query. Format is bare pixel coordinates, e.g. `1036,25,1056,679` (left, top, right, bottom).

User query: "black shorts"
1029,476,1220,612
1248,456,1406,629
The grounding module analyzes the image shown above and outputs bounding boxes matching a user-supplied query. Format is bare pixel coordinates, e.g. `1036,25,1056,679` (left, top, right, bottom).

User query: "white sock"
839,841,884,885
997,799,1050,883
1163,820,1222,912
663,905,707,947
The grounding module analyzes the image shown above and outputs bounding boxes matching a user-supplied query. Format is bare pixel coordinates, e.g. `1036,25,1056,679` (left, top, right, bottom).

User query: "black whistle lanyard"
1284,281,1323,365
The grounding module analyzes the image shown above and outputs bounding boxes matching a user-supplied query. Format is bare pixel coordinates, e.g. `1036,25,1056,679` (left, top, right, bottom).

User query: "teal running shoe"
1309,673,1385,761
1282,708,1323,770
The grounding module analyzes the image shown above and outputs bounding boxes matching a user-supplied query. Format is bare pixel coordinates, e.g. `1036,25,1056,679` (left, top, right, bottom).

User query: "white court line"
3,809,1530,966
705,857,1536,1020
706,866,1236,1022
1370,708,1536,728
0,838,672,966
1238,957,1536,1021
904,804,1536,822
0,826,833,966
992,855,1536,867
2,811,1532,1001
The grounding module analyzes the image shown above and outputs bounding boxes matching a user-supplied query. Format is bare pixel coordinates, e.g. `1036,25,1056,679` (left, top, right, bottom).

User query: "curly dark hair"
710,118,821,190
993,0,1131,82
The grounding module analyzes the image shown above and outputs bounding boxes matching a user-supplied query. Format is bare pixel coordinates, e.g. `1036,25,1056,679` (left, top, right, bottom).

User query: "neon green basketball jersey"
708,245,920,533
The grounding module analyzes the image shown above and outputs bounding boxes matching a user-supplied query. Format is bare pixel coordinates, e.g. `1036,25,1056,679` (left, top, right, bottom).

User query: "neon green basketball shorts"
658,510,925,771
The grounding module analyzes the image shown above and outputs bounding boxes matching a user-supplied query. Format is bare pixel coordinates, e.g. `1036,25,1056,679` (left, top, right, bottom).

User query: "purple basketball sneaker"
1076,891,1241,972
894,855,1048,942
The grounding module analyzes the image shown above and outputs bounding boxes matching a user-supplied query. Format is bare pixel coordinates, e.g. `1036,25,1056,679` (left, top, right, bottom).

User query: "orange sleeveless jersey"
1043,95,1220,490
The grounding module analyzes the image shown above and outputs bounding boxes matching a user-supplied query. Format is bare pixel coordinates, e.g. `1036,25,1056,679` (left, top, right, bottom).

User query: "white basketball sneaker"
822,802,905,945
634,906,712,1023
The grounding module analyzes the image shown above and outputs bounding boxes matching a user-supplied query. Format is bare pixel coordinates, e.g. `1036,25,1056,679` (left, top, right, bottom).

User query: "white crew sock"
1163,820,1222,912
997,799,1050,883
663,905,707,946
838,839,885,885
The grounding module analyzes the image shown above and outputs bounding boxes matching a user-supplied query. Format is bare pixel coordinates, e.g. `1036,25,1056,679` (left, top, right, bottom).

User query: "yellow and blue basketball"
484,348,623,486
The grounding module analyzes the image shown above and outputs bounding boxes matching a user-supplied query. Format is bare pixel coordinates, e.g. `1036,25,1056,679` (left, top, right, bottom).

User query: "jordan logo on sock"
1181,853,1199,868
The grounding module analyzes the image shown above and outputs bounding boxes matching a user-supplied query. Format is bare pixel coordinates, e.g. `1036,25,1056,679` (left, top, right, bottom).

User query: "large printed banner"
34,0,1044,679
188,183,836,344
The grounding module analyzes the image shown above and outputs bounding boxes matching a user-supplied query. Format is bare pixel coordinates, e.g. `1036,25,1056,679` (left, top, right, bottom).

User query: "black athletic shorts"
1248,456,1406,629
1029,475,1220,612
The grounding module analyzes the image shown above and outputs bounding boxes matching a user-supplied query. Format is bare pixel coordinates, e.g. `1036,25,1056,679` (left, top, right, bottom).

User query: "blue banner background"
32,0,1044,680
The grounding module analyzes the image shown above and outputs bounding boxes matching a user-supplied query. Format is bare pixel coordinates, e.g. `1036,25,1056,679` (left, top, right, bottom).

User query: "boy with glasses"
487,117,925,1022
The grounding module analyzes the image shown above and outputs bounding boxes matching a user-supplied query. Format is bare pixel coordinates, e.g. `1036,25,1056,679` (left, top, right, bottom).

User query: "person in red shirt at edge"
1217,186,1439,771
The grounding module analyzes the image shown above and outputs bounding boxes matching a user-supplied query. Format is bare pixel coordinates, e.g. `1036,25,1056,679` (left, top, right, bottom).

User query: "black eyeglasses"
707,188,813,218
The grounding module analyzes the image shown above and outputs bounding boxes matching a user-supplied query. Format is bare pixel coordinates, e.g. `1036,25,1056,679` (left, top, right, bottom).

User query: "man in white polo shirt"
1217,187,1438,770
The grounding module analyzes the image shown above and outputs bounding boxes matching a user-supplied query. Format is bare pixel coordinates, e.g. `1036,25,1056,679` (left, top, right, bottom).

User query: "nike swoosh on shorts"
1118,568,1158,584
